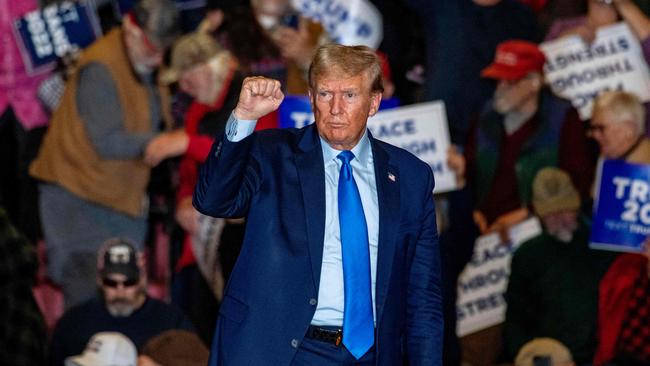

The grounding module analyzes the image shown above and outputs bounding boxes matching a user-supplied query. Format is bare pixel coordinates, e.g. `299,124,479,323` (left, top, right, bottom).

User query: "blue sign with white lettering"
14,1,99,74
278,95,399,128
278,95,312,129
590,159,650,252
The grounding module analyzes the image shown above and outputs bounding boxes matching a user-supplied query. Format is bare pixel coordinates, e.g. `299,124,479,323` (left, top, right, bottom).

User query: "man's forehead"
182,62,209,78
314,73,369,90
592,110,616,124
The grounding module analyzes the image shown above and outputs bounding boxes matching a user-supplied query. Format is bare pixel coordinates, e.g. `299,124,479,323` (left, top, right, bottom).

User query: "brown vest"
30,28,172,217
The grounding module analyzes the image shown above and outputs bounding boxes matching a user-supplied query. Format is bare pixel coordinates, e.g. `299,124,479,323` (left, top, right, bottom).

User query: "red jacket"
594,253,648,366
175,71,278,271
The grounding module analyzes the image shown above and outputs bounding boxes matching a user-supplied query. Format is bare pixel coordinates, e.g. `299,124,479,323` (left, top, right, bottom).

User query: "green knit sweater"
503,217,618,363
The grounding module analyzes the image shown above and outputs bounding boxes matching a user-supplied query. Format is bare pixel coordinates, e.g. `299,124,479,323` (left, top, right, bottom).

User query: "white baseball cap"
65,332,137,366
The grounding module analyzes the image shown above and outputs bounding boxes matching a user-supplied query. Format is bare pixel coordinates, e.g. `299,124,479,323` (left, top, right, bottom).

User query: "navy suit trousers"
291,337,376,366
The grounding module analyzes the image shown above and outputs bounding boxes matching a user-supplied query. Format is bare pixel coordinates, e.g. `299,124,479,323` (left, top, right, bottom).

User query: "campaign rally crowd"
1,0,650,365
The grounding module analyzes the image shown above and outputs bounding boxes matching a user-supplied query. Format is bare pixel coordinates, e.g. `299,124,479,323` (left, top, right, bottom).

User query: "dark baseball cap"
99,238,140,282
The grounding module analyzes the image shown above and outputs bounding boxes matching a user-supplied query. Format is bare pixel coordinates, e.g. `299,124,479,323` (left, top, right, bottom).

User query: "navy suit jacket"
194,123,443,366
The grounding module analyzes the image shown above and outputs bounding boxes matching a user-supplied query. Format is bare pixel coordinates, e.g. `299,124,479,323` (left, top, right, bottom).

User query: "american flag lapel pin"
388,172,396,182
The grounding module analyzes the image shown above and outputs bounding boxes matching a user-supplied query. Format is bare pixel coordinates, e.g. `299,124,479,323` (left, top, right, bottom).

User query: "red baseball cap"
481,40,546,81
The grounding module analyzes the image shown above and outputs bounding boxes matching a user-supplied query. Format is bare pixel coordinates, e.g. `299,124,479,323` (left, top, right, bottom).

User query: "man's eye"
318,92,332,100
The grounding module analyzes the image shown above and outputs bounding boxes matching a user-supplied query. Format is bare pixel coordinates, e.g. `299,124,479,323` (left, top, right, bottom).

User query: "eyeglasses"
102,278,138,288
587,123,608,135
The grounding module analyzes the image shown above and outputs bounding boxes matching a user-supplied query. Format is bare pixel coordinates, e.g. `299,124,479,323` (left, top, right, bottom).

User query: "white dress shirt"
225,115,379,327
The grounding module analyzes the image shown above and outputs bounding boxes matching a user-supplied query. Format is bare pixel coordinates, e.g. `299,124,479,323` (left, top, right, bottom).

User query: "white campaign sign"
456,217,543,337
291,0,383,49
540,22,650,120
367,101,457,194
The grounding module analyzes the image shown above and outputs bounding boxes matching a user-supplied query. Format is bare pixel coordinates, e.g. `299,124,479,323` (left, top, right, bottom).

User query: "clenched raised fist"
233,77,285,121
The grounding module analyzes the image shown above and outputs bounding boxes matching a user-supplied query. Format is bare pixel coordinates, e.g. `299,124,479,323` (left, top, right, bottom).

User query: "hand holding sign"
234,77,285,120
557,23,597,44
540,22,650,120
273,17,314,68
591,159,650,252
446,144,466,187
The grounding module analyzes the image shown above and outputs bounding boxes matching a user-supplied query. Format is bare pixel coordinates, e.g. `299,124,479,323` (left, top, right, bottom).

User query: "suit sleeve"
192,114,263,218
406,165,443,366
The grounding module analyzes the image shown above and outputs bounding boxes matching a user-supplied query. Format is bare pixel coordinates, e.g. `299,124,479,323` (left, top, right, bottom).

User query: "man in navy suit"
194,44,442,365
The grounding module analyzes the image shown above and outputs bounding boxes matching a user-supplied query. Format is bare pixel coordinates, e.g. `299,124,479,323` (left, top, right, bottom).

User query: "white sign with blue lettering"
590,159,650,253
278,98,457,193
540,22,650,120
456,217,542,337
366,101,457,194
291,0,383,49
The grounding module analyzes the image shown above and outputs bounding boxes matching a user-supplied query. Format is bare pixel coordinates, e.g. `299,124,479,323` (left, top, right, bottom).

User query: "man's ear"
368,92,382,117
529,72,543,91
308,89,315,109
122,13,137,35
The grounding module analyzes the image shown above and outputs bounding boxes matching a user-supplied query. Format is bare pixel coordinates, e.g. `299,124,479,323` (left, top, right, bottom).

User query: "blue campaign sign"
278,95,399,128
590,159,650,252
13,1,100,74
279,95,312,129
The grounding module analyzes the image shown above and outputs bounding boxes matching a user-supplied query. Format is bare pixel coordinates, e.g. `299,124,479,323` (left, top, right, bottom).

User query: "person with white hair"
49,239,195,366
589,91,650,164
590,92,650,366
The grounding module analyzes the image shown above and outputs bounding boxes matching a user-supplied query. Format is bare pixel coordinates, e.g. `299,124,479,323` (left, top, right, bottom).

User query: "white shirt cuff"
225,112,257,142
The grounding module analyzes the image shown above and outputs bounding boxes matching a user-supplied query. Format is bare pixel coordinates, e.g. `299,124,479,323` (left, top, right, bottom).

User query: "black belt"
306,325,343,346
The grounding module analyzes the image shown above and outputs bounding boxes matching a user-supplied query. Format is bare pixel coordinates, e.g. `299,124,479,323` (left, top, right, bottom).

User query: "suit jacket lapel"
295,125,326,292
371,137,401,324
294,127,401,319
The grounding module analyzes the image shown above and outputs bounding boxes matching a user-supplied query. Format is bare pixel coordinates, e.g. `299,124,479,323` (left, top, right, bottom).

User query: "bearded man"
48,239,195,366
503,168,617,364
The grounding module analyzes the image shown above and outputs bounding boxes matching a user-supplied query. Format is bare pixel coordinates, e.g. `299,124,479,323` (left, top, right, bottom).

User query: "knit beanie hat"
532,167,580,217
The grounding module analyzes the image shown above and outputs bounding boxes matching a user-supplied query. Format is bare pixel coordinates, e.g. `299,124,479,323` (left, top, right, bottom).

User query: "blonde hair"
308,43,383,94
592,91,645,135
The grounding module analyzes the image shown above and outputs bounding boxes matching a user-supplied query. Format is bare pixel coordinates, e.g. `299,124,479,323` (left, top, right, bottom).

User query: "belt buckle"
335,331,342,346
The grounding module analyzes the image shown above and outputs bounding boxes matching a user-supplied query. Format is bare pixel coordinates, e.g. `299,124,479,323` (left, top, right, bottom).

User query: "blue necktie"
337,150,374,359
